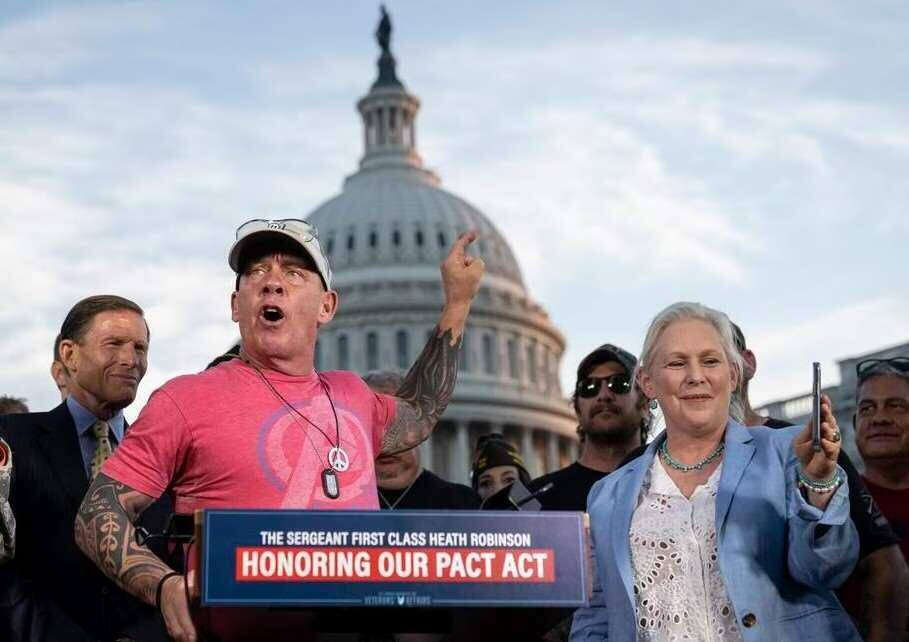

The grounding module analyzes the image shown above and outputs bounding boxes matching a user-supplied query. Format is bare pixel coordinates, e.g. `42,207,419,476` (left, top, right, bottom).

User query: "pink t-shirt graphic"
103,359,396,513
258,396,375,508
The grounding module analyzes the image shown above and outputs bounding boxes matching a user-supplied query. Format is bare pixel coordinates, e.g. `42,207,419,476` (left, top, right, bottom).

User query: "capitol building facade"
305,21,578,484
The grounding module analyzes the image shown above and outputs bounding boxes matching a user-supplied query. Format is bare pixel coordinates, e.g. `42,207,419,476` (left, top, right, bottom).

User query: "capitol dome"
309,170,526,292
306,13,577,483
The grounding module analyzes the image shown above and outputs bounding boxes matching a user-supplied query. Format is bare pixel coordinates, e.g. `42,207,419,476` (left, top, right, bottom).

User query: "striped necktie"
90,420,113,480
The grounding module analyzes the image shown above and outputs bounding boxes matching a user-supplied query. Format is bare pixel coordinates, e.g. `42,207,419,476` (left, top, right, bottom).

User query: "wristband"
797,468,843,494
155,572,181,612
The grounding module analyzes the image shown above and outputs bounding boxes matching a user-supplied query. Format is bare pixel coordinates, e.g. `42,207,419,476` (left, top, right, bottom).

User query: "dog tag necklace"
250,362,347,499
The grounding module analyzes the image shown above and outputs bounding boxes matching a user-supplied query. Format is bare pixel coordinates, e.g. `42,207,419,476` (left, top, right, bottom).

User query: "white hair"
636,302,744,423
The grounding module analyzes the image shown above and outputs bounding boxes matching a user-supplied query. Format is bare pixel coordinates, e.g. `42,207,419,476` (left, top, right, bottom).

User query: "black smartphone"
812,362,822,452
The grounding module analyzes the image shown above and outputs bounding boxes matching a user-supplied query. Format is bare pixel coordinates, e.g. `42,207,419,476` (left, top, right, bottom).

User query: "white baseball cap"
228,218,333,289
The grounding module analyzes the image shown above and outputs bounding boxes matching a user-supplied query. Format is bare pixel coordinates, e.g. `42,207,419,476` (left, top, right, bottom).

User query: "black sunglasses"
576,373,632,398
856,357,909,378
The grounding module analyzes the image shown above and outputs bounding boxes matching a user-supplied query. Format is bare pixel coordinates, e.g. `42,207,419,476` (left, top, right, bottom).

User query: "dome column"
521,428,537,478
545,432,560,473
452,419,471,485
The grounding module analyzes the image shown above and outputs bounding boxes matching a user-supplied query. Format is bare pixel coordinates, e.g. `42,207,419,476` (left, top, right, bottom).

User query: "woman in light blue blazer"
571,302,860,641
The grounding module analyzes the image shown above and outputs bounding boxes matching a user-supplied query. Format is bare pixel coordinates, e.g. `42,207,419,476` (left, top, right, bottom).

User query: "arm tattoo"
74,473,172,606
381,326,461,455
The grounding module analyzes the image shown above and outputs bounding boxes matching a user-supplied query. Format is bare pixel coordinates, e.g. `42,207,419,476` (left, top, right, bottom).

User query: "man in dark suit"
0,295,170,641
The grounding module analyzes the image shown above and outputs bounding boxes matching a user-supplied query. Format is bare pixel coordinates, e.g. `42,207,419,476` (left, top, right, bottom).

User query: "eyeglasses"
576,373,632,398
856,357,909,379
235,219,319,242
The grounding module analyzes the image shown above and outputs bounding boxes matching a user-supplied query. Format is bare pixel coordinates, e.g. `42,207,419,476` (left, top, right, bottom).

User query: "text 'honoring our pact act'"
237,530,553,582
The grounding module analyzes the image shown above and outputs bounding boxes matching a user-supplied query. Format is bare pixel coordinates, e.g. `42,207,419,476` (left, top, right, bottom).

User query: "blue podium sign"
200,509,588,608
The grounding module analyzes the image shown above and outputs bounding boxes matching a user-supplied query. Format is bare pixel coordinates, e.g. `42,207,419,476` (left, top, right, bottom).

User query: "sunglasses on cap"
856,357,909,378
576,373,632,398
235,218,319,242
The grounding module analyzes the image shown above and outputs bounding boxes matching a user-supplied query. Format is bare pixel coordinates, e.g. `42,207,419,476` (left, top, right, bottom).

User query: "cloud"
0,3,165,81
749,296,909,405
440,107,756,290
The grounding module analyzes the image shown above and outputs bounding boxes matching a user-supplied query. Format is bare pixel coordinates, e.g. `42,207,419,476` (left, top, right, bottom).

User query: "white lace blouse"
628,456,742,641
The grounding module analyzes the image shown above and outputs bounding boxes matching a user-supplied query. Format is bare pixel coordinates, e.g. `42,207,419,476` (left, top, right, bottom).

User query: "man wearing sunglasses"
530,344,650,513
75,218,484,642
523,345,649,642
732,324,909,640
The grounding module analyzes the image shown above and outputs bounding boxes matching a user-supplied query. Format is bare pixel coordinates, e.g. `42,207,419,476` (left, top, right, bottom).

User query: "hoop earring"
648,398,658,410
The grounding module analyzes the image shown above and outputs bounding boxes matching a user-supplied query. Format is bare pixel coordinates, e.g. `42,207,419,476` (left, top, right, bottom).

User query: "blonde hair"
636,302,744,423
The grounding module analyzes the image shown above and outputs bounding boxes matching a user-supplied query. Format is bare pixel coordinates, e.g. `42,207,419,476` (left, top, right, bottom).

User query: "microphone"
514,481,554,508
480,480,554,511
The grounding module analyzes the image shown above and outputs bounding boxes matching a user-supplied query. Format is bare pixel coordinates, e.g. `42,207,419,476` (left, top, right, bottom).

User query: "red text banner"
236,546,555,583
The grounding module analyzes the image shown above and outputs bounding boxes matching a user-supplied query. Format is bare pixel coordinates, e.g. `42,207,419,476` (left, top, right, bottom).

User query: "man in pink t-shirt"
75,218,484,642
104,361,396,514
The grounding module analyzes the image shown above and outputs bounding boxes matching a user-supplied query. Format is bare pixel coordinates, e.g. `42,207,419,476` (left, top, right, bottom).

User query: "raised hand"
381,232,484,454
792,394,842,509
440,231,485,309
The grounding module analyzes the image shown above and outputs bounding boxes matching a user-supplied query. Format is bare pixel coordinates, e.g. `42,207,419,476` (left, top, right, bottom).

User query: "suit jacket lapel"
715,420,755,533
610,434,661,608
34,402,89,508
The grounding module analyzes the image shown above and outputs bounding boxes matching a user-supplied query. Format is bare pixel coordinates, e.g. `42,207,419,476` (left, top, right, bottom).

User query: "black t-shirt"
529,462,612,512
377,469,481,510
762,416,899,559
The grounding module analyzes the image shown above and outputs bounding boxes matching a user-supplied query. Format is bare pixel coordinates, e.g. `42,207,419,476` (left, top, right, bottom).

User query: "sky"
1,0,907,419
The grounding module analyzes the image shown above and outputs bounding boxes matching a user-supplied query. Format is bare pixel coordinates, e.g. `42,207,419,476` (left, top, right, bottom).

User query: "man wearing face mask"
529,344,650,513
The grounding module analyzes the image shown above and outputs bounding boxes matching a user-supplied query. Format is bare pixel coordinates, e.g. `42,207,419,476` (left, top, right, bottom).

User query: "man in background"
365,371,479,511
529,344,649,642
854,357,909,549
0,295,170,641
364,371,479,642
840,357,909,637
530,344,649,511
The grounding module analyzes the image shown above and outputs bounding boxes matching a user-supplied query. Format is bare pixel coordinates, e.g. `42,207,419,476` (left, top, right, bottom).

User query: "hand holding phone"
811,362,822,452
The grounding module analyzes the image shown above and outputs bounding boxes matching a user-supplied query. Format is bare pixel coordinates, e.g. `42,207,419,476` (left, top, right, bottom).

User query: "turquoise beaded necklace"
659,438,724,472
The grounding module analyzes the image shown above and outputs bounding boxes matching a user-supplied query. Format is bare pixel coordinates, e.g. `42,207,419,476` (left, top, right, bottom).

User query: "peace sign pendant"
328,446,350,472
